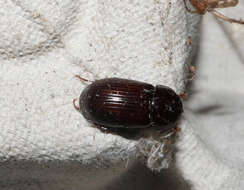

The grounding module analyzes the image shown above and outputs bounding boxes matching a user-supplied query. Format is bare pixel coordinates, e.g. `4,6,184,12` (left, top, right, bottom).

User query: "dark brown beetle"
73,77,183,133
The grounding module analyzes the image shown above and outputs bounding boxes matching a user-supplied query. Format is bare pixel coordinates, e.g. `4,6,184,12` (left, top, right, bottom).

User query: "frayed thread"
136,131,177,172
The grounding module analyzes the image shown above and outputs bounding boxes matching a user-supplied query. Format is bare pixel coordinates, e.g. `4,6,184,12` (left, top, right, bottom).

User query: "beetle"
184,0,244,24
73,76,183,133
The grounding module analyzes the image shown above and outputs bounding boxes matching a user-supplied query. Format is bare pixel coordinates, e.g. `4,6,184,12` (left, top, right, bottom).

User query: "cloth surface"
180,5,244,188
0,1,199,189
1,0,243,190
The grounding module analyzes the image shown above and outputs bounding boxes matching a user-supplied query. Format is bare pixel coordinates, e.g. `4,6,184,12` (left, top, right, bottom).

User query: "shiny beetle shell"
77,78,183,132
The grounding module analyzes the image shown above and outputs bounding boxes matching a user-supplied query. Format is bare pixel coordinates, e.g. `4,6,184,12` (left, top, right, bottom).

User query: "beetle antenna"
73,98,80,111
75,75,93,83
210,10,244,24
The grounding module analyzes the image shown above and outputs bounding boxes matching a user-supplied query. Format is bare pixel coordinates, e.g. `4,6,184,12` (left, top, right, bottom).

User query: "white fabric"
1,0,243,189
179,7,244,188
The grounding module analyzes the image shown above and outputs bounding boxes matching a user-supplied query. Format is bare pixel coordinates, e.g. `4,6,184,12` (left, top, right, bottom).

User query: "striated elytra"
74,78,183,132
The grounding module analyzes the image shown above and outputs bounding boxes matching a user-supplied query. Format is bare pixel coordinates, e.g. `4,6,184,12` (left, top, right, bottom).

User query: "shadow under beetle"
73,77,183,133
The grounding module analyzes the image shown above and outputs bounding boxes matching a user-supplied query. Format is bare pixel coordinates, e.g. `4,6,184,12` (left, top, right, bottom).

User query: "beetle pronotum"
184,0,244,24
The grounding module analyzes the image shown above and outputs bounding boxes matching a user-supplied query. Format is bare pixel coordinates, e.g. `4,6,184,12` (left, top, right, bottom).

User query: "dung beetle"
73,77,183,133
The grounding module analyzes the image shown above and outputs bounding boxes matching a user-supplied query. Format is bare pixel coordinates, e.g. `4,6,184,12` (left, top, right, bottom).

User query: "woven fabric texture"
2,0,242,190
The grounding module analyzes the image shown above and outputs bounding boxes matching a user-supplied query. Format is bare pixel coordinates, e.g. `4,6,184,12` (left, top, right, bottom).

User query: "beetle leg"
75,75,93,83
73,98,80,112
97,125,124,134
175,127,181,132
186,36,192,45
96,125,139,139
99,126,110,133
179,92,187,99
210,9,244,24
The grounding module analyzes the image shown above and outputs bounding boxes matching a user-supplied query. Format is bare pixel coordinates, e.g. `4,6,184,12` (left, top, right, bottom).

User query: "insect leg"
210,9,244,24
